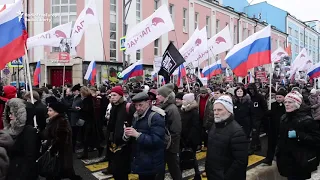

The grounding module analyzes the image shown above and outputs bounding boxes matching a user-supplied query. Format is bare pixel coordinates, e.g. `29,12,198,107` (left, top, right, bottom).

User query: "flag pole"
44,52,47,87
268,65,272,110
23,55,28,92
24,46,34,104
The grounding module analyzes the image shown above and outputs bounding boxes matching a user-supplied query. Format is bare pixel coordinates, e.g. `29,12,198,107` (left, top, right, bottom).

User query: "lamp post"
123,0,133,69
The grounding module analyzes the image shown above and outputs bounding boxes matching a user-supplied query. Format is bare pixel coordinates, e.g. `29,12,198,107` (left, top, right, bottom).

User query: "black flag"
158,42,185,83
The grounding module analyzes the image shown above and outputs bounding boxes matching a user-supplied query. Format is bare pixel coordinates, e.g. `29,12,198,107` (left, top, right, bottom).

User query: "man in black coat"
247,83,268,152
263,89,287,165
206,95,248,180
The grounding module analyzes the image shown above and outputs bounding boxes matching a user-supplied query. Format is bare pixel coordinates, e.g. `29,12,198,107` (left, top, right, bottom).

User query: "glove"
288,130,297,138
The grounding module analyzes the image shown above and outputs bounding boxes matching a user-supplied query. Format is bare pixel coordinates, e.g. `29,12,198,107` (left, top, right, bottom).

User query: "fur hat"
48,101,66,114
214,95,234,114
71,84,81,92
175,92,184,100
157,83,174,98
276,89,287,97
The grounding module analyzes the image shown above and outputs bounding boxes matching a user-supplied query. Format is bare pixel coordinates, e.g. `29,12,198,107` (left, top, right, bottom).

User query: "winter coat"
205,115,248,180
179,100,201,149
233,95,253,137
0,86,17,130
69,94,82,127
79,95,102,147
266,101,286,135
159,92,182,153
99,94,109,123
4,98,39,180
61,94,74,123
247,84,268,125
107,97,135,175
276,109,320,179
43,114,75,177
308,94,320,120
196,94,215,130
130,107,166,175
0,130,14,180
25,100,48,132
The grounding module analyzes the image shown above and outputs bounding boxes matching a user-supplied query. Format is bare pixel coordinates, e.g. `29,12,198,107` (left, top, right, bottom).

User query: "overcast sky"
250,0,320,21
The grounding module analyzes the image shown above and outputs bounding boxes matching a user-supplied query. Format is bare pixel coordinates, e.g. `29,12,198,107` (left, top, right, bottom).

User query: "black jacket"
25,101,47,133
233,95,253,137
179,101,201,149
206,115,248,180
247,84,268,123
6,126,39,180
276,109,320,179
266,101,286,134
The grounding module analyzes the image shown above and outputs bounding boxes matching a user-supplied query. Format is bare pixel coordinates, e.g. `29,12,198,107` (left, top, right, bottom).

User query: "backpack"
147,111,172,150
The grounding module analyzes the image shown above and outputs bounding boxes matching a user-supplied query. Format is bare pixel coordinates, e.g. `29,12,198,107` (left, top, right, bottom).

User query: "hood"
181,100,198,112
3,98,27,138
159,91,176,109
247,83,258,96
234,93,251,104
151,106,166,116
0,86,16,102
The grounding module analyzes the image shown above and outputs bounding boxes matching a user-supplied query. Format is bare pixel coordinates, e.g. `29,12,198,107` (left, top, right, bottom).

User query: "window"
295,30,298,38
243,28,247,39
154,0,159,11
154,39,159,56
295,45,299,52
110,0,116,12
234,25,237,44
313,39,316,46
248,29,250,36
136,50,141,60
136,0,141,23
169,4,174,22
309,50,311,55
183,8,187,32
51,0,76,52
194,12,198,29
110,1,117,60
206,16,210,37
313,51,316,59
216,19,219,33
288,27,292,35
309,37,312,45
300,33,303,41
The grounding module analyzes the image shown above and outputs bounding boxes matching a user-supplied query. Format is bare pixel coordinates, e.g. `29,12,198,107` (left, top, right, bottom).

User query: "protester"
196,86,214,151
124,92,166,180
102,86,135,179
179,93,201,180
0,85,17,130
276,91,320,180
263,89,287,165
69,84,82,151
44,101,82,180
0,130,14,180
157,83,182,180
206,95,248,180
308,89,320,120
77,87,103,159
4,98,39,180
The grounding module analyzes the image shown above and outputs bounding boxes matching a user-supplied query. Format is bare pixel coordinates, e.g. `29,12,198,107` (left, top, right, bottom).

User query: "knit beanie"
183,93,195,104
200,87,208,94
291,87,301,93
276,89,287,97
285,91,303,109
157,83,174,98
111,86,124,96
214,95,234,114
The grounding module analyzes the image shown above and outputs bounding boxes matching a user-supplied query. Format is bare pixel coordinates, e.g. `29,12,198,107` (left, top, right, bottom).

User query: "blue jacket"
131,107,166,175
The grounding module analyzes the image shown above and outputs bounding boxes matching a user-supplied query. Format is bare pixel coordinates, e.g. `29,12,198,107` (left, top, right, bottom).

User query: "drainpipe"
237,13,241,44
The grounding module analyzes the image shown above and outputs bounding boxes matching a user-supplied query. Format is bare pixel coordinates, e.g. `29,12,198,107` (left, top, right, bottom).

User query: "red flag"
285,45,292,56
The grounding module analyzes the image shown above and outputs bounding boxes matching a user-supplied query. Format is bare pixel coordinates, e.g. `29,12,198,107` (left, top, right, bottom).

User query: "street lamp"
123,0,133,69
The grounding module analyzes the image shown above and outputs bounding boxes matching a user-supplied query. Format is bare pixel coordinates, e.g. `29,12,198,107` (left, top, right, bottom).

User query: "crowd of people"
0,80,319,180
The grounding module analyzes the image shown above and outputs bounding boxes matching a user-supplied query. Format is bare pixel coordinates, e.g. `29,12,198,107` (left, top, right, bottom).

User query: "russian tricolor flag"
0,0,28,70
177,64,186,87
33,60,40,86
226,25,271,77
121,60,143,81
84,60,97,85
202,60,222,78
308,62,320,79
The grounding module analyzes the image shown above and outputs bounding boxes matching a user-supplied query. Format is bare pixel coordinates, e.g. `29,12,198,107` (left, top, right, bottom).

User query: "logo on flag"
216,36,226,44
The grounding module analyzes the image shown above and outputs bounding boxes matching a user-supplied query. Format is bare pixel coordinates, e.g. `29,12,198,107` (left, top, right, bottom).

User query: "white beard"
214,114,230,123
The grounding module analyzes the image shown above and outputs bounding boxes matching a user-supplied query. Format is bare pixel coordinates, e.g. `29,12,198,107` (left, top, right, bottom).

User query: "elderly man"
124,92,166,180
206,95,248,180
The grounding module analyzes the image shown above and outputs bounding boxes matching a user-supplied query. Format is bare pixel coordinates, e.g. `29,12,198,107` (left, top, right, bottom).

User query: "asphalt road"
40,135,268,180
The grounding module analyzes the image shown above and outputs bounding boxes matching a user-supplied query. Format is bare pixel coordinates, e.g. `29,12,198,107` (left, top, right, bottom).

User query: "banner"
125,4,174,54
27,22,72,49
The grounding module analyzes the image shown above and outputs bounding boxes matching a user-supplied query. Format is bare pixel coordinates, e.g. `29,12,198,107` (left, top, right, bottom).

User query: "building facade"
24,0,287,86
244,2,320,63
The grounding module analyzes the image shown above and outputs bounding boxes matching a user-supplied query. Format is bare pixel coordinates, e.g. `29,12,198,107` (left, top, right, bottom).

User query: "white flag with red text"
198,25,233,64
71,0,99,50
125,4,174,54
179,27,208,67
27,22,72,49
271,47,288,62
